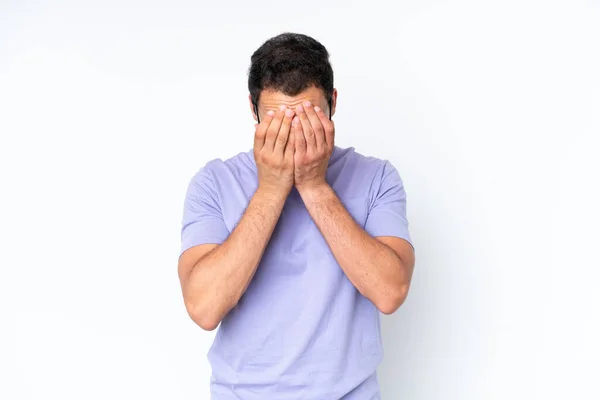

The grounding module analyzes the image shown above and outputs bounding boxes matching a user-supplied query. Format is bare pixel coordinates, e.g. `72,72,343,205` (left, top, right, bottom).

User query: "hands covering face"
253,101,335,195
291,101,334,191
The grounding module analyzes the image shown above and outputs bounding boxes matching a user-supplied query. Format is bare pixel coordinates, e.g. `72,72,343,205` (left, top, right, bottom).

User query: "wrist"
297,182,332,204
255,184,290,205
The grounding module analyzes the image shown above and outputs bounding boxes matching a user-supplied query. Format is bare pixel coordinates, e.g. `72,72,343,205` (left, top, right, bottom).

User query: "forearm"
299,184,410,313
185,187,287,327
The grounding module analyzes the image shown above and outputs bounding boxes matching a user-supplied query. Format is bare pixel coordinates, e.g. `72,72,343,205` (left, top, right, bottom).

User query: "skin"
178,86,415,331
250,86,336,124
177,107,295,331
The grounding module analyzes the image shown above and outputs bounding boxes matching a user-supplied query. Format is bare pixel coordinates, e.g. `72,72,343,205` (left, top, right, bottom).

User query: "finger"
293,116,306,157
302,101,325,151
284,116,296,163
264,106,286,151
314,105,335,150
274,108,294,155
254,110,275,150
295,104,316,152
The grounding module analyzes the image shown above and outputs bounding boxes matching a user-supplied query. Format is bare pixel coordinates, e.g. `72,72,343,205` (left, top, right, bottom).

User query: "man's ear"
330,88,338,118
248,94,258,122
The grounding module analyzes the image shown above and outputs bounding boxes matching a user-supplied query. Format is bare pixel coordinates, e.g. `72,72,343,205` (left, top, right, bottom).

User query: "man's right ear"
248,94,258,122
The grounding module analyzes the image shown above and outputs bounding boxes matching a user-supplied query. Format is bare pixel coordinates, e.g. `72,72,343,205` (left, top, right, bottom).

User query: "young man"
178,32,415,400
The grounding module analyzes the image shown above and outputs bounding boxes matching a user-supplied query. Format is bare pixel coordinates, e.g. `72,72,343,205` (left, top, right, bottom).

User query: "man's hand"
254,105,296,196
179,108,297,331
292,101,335,192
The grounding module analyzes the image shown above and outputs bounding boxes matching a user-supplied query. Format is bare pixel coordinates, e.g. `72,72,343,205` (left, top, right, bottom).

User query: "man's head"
248,32,337,123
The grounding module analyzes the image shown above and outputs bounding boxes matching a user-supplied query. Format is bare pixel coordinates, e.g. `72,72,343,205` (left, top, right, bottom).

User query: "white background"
1,0,599,399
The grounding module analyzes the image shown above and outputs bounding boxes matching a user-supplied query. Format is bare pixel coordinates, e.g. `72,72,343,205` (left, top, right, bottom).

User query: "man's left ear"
330,88,338,118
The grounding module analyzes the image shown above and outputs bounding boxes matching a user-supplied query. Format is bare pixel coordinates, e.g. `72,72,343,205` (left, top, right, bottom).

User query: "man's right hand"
254,105,296,195
180,105,297,331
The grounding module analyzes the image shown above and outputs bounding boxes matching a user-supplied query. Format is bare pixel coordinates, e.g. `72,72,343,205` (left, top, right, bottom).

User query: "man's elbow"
194,314,221,331
186,301,222,331
376,284,410,315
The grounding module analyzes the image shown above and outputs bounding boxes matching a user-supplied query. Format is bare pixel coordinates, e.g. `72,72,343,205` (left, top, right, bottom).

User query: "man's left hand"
292,101,335,192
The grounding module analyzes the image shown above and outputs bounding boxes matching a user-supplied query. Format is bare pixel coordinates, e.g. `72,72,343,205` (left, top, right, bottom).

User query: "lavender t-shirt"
180,145,413,400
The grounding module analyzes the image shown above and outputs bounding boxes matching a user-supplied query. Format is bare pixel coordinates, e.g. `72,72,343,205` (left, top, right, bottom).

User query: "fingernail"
295,104,304,112
303,101,312,108
279,105,287,111
314,106,321,112
267,110,275,116
293,116,300,125
285,109,294,118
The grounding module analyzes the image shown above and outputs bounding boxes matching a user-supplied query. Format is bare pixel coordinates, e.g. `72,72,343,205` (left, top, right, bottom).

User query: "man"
177,32,415,400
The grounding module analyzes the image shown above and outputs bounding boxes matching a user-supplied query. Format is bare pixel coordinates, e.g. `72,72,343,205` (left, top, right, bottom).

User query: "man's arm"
299,184,415,314
178,188,287,330
291,101,415,314
177,106,296,330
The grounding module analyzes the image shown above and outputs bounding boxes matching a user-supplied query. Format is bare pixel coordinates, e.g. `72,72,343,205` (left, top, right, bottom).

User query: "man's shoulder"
334,146,393,178
343,146,388,165
190,149,255,182
329,146,398,201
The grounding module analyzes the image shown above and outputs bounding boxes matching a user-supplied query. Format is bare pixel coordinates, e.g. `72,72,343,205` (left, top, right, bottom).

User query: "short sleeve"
179,166,230,257
364,160,414,250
